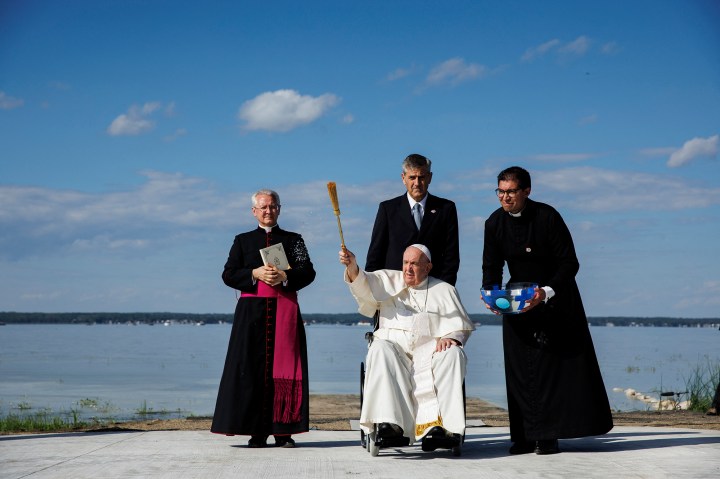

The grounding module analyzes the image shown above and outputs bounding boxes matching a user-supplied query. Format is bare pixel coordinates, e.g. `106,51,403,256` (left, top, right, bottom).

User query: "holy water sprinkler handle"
326,182,346,249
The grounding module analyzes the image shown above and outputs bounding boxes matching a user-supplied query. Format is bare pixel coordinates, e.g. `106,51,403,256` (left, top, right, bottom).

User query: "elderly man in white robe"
339,244,474,449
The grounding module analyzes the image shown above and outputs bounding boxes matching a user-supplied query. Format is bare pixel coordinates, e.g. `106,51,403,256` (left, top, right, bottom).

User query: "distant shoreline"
1,312,719,328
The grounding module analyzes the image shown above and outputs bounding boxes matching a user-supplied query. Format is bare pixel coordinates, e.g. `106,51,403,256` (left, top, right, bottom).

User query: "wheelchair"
359,330,464,457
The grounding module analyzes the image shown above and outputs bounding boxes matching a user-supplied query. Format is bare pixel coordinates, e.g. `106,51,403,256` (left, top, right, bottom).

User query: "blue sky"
1,0,719,318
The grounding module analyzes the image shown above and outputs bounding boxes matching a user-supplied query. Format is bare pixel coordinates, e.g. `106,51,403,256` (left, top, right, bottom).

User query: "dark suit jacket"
365,193,460,285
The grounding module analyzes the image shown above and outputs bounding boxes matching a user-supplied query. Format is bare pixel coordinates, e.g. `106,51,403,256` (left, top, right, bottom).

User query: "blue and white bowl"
481,282,537,314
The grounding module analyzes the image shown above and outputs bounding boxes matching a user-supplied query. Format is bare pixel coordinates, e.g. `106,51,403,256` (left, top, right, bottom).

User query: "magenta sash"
241,281,303,423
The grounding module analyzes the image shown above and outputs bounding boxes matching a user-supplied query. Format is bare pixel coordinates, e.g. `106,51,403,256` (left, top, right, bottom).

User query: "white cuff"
542,286,555,303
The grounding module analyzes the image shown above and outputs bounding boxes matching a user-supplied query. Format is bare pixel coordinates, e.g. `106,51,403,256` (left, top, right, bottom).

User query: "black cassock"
211,226,315,436
482,199,613,442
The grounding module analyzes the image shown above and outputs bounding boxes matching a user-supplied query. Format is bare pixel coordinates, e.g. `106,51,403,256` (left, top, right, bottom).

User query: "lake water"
0,324,718,422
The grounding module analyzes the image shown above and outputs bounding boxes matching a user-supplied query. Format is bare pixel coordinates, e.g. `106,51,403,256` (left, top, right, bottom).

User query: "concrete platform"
2,426,719,478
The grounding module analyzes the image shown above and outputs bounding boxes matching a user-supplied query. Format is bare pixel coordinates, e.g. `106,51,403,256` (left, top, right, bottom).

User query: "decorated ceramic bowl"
480,282,538,314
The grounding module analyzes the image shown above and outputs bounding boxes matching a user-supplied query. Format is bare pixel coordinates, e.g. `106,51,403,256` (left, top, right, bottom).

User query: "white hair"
251,189,280,206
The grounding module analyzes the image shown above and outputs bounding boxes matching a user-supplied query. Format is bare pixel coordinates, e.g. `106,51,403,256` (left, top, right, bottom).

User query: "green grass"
0,396,189,433
0,410,90,433
77,398,99,408
134,400,178,417
135,400,157,415
684,358,720,412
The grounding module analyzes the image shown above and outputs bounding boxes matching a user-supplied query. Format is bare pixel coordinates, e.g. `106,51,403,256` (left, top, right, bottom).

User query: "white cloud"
559,35,591,57
71,236,150,251
0,174,390,265
238,89,340,132
386,66,413,81
535,166,720,212
639,147,677,157
601,41,621,55
2,168,720,316
20,291,62,301
521,36,593,62
4,166,718,260
107,102,163,136
521,39,561,62
0,171,239,259
576,220,597,233
529,153,596,162
164,101,177,117
163,128,188,142
425,57,486,87
671,280,720,310
341,114,355,124
461,215,486,233
667,134,719,167
0,91,24,110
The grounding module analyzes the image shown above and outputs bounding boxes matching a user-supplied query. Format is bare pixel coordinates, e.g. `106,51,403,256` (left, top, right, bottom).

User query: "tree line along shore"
1,312,718,328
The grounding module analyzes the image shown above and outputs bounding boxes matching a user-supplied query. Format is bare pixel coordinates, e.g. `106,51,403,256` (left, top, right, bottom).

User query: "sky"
1,0,719,318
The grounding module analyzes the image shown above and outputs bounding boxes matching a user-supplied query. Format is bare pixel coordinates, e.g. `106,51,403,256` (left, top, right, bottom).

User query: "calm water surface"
0,324,717,421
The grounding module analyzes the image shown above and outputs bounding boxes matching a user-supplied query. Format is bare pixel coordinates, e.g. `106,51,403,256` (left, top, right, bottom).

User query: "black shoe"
248,435,268,448
377,423,404,438
425,426,445,437
706,407,718,416
421,427,462,452
509,440,535,455
274,435,296,448
535,439,559,455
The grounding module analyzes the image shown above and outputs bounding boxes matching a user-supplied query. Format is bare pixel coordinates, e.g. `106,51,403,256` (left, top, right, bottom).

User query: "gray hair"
251,189,280,206
402,153,432,173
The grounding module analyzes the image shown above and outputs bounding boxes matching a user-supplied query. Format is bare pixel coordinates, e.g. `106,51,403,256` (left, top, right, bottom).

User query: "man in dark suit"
365,154,460,285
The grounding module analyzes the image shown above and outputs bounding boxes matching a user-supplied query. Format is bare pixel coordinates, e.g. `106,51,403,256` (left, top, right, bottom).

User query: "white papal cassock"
345,269,475,443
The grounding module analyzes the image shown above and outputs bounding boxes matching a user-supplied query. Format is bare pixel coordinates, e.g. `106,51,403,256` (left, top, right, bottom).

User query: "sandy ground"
84,394,720,434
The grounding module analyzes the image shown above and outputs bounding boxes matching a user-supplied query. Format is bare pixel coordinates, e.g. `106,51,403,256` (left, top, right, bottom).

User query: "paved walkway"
2,426,719,478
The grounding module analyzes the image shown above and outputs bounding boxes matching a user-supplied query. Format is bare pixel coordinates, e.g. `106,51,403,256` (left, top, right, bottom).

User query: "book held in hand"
259,243,290,271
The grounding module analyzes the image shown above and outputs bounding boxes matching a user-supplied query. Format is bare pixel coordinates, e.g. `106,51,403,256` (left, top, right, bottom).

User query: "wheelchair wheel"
359,362,366,448
452,444,462,457
368,428,380,457
360,362,365,401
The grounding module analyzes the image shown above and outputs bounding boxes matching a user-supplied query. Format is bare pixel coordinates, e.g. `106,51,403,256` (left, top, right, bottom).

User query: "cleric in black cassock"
211,189,316,448
482,166,612,455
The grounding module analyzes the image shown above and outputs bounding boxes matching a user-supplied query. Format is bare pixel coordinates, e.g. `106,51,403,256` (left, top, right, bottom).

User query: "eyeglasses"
253,204,281,212
495,188,522,198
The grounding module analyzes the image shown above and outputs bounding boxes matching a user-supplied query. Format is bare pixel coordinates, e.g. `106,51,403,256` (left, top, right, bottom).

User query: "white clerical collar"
407,193,428,209
408,277,429,290
509,202,528,217
259,224,277,233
